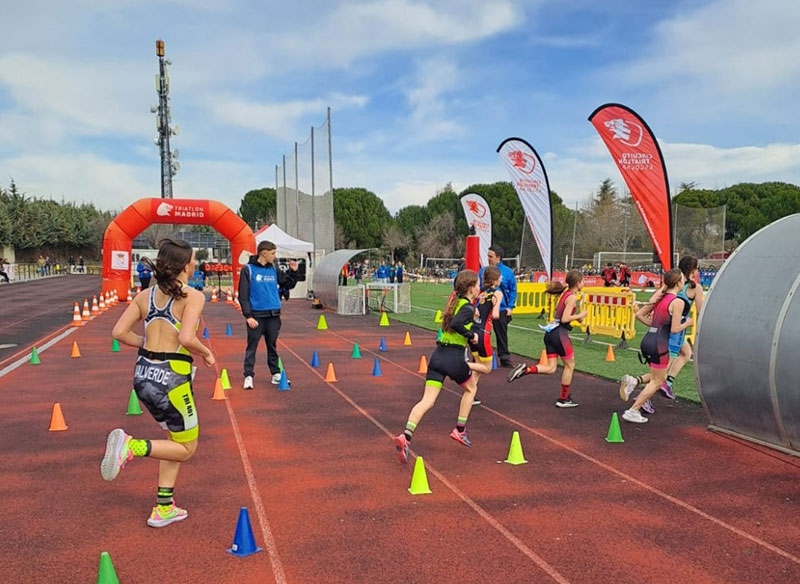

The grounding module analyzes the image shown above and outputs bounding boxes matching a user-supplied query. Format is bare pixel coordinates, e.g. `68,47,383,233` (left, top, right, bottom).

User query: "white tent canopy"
254,224,313,256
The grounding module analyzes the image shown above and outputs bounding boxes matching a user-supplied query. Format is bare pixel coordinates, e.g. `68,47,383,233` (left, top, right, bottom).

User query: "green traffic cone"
111,339,121,352
351,343,361,359
434,309,443,323
220,368,232,390
605,412,625,443
29,347,41,365
504,431,528,465
278,357,284,371
408,456,432,495
96,551,120,584
126,389,142,415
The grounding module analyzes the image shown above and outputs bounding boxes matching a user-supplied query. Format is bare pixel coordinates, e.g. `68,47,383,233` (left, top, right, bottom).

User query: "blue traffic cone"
379,337,388,352
225,323,233,336
202,326,210,339
310,349,320,368
278,369,290,391
372,357,383,377
227,507,262,557
491,353,498,370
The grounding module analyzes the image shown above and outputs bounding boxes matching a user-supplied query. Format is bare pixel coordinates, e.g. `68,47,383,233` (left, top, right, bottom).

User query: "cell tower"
153,39,180,198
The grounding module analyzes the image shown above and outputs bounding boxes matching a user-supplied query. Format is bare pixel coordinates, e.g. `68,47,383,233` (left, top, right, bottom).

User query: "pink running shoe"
449,427,472,447
659,381,676,400
394,434,409,464
100,428,134,481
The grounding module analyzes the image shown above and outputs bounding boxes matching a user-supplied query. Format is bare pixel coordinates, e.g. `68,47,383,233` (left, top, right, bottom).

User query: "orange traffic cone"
71,302,84,327
211,289,218,303
538,349,549,367
324,363,338,382
417,355,428,374
49,403,68,431
91,295,100,315
70,341,82,358
98,293,106,311
127,289,133,302
605,345,616,362
81,298,91,321
212,378,227,400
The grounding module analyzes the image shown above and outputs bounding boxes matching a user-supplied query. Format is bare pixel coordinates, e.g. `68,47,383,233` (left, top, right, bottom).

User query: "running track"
1,276,799,583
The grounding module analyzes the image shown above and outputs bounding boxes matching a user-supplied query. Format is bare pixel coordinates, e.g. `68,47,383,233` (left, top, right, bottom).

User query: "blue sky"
1,0,799,216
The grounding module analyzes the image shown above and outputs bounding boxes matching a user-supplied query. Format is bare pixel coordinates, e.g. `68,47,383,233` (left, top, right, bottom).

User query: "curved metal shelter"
313,249,369,310
695,214,800,456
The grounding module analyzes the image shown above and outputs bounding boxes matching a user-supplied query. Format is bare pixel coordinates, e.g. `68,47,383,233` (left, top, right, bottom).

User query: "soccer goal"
593,251,679,269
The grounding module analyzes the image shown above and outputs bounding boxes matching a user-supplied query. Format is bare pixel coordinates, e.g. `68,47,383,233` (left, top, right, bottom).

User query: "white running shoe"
619,375,637,402
271,372,290,385
243,375,254,390
622,408,648,423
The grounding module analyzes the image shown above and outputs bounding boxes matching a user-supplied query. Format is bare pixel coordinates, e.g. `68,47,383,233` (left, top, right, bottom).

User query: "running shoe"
472,399,482,406
271,372,290,385
659,381,676,400
622,408,648,424
243,375,254,390
555,397,579,408
147,504,188,528
641,399,656,414
393,434,409,464
619,374,637,402
507,363,528,383
449,428,472,447
100,428,133,481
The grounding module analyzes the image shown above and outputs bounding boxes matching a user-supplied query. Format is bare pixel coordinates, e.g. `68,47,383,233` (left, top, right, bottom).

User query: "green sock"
129,438,151,457
666,375,675,387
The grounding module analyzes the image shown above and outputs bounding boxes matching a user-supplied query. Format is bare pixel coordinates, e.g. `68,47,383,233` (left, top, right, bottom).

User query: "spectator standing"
479,245,516,368
78,255,85,273
602,262,617,287
396,261,404,284
618,262,630,287
0,258,10,283
37,255,46,277
375,261,389,283
354,263,363,285
137,257,153,289
238,240,298,389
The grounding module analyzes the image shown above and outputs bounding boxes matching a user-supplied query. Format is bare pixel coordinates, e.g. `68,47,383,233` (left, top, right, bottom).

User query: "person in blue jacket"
238,240,298,389
137,257,153,289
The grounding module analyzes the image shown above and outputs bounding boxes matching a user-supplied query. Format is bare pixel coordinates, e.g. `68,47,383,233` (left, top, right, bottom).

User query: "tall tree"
238,188,277,228
333,187,391,248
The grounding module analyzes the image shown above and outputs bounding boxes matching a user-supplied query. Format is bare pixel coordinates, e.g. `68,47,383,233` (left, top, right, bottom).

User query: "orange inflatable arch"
101,198,254,298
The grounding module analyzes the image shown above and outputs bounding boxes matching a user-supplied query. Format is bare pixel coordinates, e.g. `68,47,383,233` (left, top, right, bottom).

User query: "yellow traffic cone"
317,314,328,330
220,368,232,390
434,309,443,323
408,456,432,495
504,431,528,465
379,312,390,326
403,331,412,345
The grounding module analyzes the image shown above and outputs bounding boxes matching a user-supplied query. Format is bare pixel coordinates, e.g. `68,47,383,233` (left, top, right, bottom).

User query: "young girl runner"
101,238,215,527
394,270,482,463
468,266,503,405
619,268,692,423
506,270,588,408
659,255,704,399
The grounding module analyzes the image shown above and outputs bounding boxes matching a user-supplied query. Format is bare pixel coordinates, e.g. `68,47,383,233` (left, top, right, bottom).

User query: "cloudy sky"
1,0,799,216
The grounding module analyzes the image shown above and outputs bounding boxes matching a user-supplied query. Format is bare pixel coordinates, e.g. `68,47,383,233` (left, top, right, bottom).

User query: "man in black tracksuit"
238,240,298,389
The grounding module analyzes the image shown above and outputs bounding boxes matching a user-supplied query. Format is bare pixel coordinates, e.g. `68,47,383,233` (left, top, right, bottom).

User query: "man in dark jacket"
238,240,298,389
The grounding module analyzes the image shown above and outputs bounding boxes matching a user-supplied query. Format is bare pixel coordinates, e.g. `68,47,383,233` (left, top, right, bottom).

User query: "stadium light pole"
153,39,180,198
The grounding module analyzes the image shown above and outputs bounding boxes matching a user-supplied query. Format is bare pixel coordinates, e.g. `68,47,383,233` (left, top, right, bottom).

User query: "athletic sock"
157,486,174,511
666,375,675,387
560,384,570,400
129,438,151,457
635,376,644,386
404,421,416,442
456,417,468,433
527,365,539,374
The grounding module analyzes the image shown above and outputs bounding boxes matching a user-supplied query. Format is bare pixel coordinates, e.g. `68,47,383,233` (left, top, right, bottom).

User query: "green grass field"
384,281,699,403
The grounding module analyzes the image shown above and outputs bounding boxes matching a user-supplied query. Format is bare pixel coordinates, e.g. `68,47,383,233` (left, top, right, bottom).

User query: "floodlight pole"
155,39,177,198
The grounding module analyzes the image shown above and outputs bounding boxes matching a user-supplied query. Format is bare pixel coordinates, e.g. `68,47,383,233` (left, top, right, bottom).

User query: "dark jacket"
238,256,298,318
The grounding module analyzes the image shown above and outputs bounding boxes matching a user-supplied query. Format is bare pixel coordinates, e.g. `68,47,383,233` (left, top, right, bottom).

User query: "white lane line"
0,328,77,378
